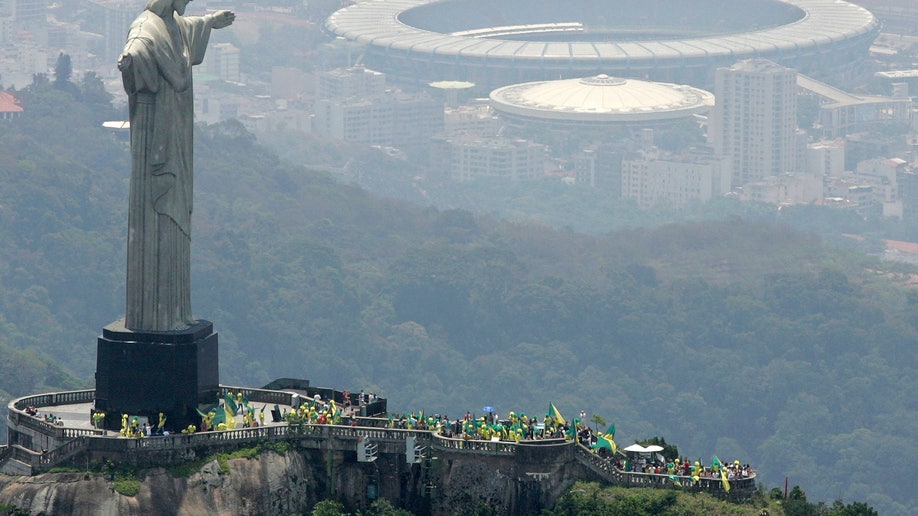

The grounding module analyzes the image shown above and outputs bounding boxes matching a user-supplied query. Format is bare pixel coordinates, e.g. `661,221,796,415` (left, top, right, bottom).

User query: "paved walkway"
27,400,296,436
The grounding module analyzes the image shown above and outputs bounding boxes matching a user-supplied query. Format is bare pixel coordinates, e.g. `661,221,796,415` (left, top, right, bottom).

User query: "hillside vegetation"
0,82,912,515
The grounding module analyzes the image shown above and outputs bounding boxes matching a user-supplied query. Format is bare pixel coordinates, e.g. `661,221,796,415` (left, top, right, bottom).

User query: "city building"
0,90,22,119
621,146,731,209
6,0,46,26
737,174,823,206
81,0,141,65
312,66,443,149
207,42,240,83
313,92,442,149
710,59,799,188
806,140,846,177
431,134,547,181
572,146,622,193
854,157,907,217
316,65,386,100
798,73,913,139
443,101,500,137
0,39,47,89
897,166,918,219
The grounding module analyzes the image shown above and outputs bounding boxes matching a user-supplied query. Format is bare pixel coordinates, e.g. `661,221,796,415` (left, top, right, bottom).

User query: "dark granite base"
94,319,219,432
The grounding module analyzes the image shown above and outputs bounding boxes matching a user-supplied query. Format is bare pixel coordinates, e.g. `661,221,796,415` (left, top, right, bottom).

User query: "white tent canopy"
622,444,664,453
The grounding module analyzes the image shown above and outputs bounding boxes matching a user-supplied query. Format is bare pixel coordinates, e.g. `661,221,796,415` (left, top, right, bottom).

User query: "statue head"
146,0,190,16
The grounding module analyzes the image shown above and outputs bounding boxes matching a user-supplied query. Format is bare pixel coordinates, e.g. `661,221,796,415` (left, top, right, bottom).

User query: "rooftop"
0,92,23,114
489,75,714,123
326,0,878,69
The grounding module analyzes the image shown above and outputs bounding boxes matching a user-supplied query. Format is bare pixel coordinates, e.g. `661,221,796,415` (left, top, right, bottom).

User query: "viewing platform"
3,384,755,501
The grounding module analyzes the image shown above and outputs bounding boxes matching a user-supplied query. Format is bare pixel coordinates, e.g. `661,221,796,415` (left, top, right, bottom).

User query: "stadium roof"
326,0,878,72
489,75,714,123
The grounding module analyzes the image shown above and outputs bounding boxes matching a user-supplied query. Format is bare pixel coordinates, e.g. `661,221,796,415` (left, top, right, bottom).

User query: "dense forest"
307,482,876,516
0,81,912,515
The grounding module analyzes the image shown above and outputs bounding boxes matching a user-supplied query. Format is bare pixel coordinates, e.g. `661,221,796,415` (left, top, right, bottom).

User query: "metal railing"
573,444,756,494
12,390,95,411
8,388,758,494
7,410,106,439
430,433,518,455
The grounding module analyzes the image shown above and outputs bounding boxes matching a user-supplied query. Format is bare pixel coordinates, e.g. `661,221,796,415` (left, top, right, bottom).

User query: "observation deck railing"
6,389,753,495
429,433,518,455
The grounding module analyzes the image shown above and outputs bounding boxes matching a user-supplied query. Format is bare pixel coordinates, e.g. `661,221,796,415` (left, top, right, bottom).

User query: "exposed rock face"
0,451,317,516
0,445,587,514
430,447,587,515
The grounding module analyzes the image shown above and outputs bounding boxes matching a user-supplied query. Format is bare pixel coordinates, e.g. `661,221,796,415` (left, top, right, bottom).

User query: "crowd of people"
284,396,344,427
20,390,753,491
613,454,754,484
22,405,65,427
386,405,590,444
382,404,754,491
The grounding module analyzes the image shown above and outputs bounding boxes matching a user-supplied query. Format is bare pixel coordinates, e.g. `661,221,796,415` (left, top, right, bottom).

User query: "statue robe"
121,9,213,331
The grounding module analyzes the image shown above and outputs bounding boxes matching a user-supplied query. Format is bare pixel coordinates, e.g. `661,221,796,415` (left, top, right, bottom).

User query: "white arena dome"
489,75,714,125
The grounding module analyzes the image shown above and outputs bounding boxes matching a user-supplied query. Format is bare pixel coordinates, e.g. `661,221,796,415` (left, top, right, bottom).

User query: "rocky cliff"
0,442,592,515
0,451,317,516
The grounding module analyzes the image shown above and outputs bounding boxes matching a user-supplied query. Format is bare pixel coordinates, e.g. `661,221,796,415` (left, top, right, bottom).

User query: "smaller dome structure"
489,75,714,126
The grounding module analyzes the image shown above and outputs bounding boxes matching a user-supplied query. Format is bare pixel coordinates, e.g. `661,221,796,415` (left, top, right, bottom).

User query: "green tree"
830,500,878,516
54,53,72,85
589,414,606,432
312,500,346,516
79,71,116,118
364,499,412,516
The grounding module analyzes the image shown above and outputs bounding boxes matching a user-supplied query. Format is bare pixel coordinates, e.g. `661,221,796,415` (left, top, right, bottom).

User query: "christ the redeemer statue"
118,0,234,331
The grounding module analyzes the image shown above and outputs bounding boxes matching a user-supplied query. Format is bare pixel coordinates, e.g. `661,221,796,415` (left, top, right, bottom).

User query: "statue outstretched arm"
206,10,235,30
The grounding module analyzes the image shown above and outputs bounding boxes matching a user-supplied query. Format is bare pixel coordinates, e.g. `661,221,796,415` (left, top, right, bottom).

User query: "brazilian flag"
548,402,566,425
720,468,731,492
591,434,617,454
223,394,238,429
225,393,238,415
210,407,226,426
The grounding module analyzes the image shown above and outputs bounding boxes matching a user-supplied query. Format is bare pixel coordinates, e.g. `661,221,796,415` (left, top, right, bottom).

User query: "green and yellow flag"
223,394,238,430
720,468,731,492
209,407,225,426
591,434,617,454
548,402,566,425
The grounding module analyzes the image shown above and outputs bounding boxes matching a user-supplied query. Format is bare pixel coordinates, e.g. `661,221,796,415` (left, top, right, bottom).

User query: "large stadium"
325,0,880,90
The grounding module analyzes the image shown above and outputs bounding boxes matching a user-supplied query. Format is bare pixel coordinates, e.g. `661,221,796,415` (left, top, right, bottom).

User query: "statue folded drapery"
119,0,234,331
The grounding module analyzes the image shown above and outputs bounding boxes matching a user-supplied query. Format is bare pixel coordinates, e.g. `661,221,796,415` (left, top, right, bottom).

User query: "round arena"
325,0,879,89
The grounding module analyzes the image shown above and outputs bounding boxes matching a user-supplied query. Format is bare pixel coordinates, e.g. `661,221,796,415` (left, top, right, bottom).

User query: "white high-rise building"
7,0,46,26
711,59,798,189
316,66,386,100
621,147,732,209
82,0,145,65
806,140,845,177
208,42,240,83
432,135,547,182
312,66,443,148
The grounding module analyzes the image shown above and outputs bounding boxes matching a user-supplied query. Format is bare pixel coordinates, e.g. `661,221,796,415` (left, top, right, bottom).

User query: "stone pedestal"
94,319,218,432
